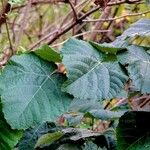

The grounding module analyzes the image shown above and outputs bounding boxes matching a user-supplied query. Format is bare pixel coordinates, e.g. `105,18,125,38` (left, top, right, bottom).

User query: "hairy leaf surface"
118,45,150,65
118,45,150,93
120,19,150,39
0,54,72,129
61,38,128,100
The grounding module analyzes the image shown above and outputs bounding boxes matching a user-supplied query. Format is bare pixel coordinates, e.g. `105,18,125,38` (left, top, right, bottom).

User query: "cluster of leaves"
0,19,150,150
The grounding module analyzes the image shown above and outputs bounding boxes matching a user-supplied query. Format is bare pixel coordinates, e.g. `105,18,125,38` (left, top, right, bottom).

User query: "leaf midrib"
68,61,102,86
17,71,57,120
18,76,49,120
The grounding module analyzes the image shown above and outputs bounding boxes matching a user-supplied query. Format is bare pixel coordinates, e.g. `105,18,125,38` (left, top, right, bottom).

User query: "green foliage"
0,102,22,150
18,123,51,150
35,131,64,148
120,19,150,39
57,144,80,150
118,45,150,93
0,54,72,129
118,45,150,65
85,110,125,121
89,41,126,54
117,111,150,150
69,98,102,112
0,18,150,149
128,61,150,93
34,44,61,63
83,141,104,150
18,123,112,149
146,0,150,4
61,38,128,101
70,98,125,121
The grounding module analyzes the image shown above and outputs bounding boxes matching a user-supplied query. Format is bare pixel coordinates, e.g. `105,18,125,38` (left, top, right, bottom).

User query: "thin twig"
15,0,31,48
1,0,13,54
29,0,142,49
73,29,111,38
0,1,11,27
90,2,112,41
83,10,150,22
12,0,68,10
51,29,110,48
68,0,78,20
45,0,142,45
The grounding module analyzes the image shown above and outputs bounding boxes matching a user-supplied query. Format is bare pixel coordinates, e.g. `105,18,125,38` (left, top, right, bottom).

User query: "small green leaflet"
0,54,72,129
34,44,61,62
89,39,127,54
35,131,64,148
61,38,128,101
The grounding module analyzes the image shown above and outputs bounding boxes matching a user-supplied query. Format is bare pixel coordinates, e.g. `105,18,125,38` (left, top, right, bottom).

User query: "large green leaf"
34,44,61,63
61,38,128,101
118,45,150,93
117,111,150,150
0,54,72,129
0,102,22,150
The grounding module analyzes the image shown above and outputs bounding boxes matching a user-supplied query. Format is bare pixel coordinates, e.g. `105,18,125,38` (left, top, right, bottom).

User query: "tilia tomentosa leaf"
0,54,72,129
61,38,128,101
118,45,150,93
